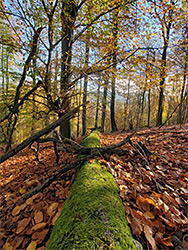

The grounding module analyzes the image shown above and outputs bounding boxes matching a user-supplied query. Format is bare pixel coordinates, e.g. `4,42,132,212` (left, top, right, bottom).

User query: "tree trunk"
156,7,172,126
101,73,109,133
31,56,36,135
82,32,90,136
47,130,137,250
110,11,118,132
148,87,151,127
76,81,82,137
60,0,77,138
123,76,130,131
140,88,145,127
178,41,187,124
95,78,101,128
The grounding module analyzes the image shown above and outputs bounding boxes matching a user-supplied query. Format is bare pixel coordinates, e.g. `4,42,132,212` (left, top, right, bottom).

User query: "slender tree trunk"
76,82,82,137
101,76,108,133
178,68,186,124
95,78,101,128
178,41,188,124
110,10,118,132
185,94,188,123
1,45,5,95
148,87,151,128
156,8,172,126
123,76,130,131
31,56,36,135
54,50,59,100
136,92,142,128
82,33,90,135
140,88,145,127
5,47,9,97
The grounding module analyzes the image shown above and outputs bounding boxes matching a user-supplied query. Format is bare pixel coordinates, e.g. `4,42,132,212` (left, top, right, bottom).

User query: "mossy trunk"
47,131,137,249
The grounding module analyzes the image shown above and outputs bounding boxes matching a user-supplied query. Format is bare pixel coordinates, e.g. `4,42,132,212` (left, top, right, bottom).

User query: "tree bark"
147,87,151,127
47,130,137,250
156,4,173,126
82,32,90,135
95,78,101,128
101,71,109,132
110,10,118,132
60,0,78,138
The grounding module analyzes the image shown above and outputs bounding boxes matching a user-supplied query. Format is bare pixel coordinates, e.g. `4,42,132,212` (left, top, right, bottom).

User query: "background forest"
0,0,187,150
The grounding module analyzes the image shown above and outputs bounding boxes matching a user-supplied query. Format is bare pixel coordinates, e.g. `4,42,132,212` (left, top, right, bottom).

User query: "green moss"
47,131,137,250
80,130,101,148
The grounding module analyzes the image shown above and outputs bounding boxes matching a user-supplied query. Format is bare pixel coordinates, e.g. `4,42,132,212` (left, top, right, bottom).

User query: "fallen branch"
0,104,83,163
29,137,59,163
59,132,136,156
129,140,163,192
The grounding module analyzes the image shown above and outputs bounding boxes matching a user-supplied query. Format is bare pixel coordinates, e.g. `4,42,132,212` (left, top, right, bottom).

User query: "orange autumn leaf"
136,196,156,212
32,222,46,231
100,159,110,168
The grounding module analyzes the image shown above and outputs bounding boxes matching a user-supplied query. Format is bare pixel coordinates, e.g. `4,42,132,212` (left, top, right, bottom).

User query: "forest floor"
0,124,188,250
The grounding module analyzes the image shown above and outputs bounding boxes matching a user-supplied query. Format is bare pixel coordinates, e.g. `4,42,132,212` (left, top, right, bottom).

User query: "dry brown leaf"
32,222,46,231
12,204,26,216
32,229,49,244
47,202,58,216
144,225,157,250
12,206,21,216
159,237,173,247
13,236,24,249
130,217,143,236
26,241,37,250
34,211,43,224
52,211,61,225
145,211,155,220
182,235,188,250
16,218,31,234
19,188,26,194
26,193,42,205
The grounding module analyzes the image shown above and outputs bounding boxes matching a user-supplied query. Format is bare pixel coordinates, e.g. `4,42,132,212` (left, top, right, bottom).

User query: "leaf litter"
0,124,188,249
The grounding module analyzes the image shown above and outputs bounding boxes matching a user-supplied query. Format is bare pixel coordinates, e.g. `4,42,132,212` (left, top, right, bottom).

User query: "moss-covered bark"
47,130,137,250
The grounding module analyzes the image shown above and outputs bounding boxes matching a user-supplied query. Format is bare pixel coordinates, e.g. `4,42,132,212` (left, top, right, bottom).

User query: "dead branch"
103,131,136,151
0,104,83,164
129,140,163,192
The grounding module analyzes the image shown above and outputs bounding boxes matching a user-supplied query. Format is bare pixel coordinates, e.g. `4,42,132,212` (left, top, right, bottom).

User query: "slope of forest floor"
0,124,188,250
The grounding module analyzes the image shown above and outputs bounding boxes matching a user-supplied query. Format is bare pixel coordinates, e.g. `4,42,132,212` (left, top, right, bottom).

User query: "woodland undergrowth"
0,124,188,250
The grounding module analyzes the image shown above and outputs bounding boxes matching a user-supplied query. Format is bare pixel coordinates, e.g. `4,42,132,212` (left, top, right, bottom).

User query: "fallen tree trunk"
47,130,137,249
